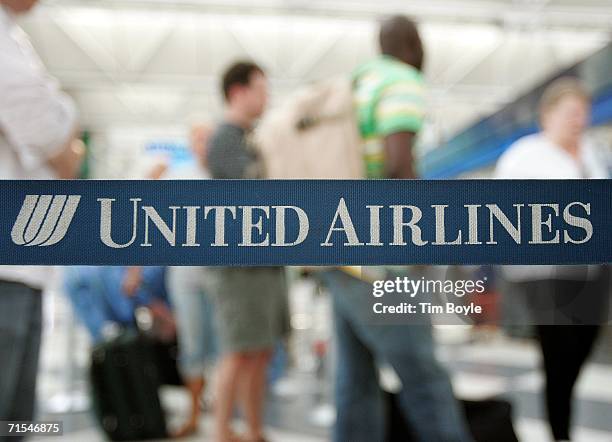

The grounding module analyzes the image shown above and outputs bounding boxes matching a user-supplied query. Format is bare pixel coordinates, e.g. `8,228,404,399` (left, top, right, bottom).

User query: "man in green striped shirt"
353,23,426,179
321,15,473,442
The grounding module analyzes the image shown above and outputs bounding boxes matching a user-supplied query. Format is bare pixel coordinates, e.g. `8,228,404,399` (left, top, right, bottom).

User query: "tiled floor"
33,290,612,442
441,335,612,442
30,420,325,442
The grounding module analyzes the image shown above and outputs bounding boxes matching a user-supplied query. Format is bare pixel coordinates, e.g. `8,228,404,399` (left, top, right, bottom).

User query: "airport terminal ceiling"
18,0,612,176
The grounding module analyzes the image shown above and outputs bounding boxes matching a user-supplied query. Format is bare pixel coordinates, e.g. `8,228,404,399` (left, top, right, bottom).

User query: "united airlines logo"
0,179,608,267
11,195,81,246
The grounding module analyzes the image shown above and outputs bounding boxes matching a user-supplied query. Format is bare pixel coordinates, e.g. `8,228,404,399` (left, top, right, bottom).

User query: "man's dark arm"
383,131,417,179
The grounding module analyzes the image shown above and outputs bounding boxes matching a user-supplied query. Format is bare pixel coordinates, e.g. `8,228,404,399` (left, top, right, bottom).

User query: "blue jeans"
320,270,472,442
0,280,42,441
167,266,217,379
267,340,288,386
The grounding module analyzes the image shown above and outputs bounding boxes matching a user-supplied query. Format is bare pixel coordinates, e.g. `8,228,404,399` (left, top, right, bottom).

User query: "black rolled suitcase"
461,399,519,442
386,393,519,442
90,332,169,441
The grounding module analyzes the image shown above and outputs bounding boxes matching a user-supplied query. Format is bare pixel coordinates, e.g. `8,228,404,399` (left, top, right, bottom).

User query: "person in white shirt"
164,121,217,437
495,77,609,442
0,0,82,427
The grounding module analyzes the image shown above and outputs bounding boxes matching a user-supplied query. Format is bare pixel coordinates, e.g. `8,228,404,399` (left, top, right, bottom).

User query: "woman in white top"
495,77,610,442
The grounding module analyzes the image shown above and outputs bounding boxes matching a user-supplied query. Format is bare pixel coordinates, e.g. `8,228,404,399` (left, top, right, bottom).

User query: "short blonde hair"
539,77,591,115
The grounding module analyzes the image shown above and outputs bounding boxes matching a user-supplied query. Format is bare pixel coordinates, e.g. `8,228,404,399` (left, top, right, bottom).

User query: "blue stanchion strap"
0,179,610,266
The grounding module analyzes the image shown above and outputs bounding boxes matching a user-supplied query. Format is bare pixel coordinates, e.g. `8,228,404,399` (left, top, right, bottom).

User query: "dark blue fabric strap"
1,179,609,266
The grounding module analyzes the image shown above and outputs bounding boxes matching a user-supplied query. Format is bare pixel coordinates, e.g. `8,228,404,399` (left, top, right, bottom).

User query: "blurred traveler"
64,266,171,344
495,77,609,442
165,121,218,437
319,15,472,442
0,0,83,430
207,61,290,442
83,266,177,441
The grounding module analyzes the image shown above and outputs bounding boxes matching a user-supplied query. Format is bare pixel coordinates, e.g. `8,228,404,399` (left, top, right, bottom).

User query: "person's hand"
147,159,169,180
149,300,176,342
47,137,86,179
122,266,143,297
